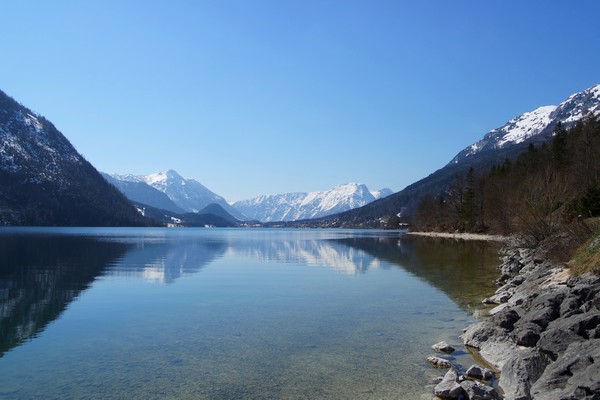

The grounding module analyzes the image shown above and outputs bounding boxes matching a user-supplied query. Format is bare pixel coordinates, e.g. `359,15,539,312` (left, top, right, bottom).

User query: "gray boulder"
559,293,583,318
516,289,565,329
434,368,465,399
498,347,549,400
512,321,541,347
460,380,500,400
538,311,600,359
490,308,520,331
530,338,600,400
466,365,494,381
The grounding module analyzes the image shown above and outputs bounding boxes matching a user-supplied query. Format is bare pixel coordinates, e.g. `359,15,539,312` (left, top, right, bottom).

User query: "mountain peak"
143,169,183,186
107,170,248,220
165,169,182,178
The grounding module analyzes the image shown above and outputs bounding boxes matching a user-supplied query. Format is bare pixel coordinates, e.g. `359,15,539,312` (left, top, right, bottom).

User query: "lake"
0,228,500,399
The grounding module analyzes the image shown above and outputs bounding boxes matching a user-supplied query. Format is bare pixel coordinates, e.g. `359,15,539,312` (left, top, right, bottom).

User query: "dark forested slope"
0,89,152,226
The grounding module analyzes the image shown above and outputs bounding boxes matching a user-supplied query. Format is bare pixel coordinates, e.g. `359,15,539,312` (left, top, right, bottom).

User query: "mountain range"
232,183,392,222
291,83,600,228
105,170,392,223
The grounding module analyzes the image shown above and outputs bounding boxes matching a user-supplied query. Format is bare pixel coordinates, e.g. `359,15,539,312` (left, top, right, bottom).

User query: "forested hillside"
415,115,600,256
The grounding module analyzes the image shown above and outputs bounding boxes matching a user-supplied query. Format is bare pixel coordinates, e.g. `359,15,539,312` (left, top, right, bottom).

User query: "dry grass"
570,226,600,275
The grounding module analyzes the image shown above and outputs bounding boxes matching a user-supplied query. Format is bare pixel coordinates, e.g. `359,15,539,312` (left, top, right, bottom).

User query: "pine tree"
460,167,476,231
552,121,568,168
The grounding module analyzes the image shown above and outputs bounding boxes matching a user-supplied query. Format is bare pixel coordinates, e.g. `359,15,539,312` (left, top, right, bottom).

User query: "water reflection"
0,234,131,357
108,239,228,283
0,229,500,362
226,234,499,312
226,237,382,274
333,235,501,313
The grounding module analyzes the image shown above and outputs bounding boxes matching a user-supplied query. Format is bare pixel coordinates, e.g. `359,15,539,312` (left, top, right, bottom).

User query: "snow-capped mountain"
451,84,600,164
232,183,393,222
106,170,247,221
371,188,394,200
0,89,148,226
102,172,184,214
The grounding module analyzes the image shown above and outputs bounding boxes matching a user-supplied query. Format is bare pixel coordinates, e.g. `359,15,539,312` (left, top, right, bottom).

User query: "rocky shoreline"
428,242,600,399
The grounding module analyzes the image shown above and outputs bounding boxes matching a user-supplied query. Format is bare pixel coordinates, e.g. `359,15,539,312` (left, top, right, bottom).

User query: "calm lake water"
0,228,500,400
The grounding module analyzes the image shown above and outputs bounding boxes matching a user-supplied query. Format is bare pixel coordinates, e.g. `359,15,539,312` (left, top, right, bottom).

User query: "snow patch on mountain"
371,188,393,200
496,105,556,147
451,84,600,165
0,106,82,181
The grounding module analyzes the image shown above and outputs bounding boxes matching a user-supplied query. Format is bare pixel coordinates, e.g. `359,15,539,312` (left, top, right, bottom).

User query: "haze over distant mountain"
0,89,150,226
296,83,600,228
232,183,393,222
105,170,247,221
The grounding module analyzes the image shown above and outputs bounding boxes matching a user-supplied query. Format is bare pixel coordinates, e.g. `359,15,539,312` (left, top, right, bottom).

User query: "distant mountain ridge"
0,89,150,226
232,183,393,222
105,170,247,221
295,83,600,228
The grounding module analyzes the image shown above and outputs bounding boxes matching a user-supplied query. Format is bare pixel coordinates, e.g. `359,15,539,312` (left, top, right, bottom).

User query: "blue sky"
1,1,599,201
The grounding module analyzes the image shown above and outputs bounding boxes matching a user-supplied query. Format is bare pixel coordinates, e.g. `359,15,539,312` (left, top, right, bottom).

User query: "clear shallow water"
0,228,500,399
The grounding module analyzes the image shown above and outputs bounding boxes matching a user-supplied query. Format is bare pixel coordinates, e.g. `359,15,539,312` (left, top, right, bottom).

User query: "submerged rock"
432,341,456,354
427,356,452,369
483,291,512,305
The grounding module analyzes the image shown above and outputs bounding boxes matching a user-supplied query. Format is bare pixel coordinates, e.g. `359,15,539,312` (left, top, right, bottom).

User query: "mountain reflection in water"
0,228,499,361
332,235,501,312
0,234,131,357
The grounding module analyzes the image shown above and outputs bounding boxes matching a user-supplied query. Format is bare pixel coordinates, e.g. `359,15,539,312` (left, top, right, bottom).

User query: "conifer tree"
460,167,476,230
552,121,568,168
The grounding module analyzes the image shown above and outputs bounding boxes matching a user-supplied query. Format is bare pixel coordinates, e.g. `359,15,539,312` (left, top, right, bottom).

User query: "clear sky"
1,1,599,202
